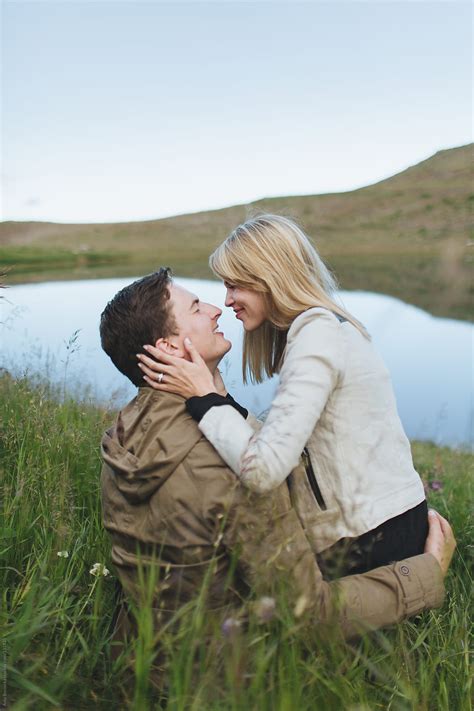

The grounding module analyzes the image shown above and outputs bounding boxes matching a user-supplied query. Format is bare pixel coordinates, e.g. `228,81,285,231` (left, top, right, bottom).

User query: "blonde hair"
209,214,370,383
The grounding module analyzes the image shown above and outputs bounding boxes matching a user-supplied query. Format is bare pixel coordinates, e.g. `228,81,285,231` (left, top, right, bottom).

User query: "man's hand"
424,509,456,577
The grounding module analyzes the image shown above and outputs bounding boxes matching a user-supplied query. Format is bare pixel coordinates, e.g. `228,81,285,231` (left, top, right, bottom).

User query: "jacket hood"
101,388,202,504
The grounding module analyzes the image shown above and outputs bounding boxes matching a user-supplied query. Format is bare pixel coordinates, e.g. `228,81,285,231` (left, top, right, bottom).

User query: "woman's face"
224,282,268,331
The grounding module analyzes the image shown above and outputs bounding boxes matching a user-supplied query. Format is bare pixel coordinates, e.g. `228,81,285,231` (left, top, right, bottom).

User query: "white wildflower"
89,562,110,577
254,596,276,623
57,550,69,558
294,594,309,618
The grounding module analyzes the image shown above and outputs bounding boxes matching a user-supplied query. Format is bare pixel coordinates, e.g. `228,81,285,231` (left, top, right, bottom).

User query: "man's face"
164,284,232,369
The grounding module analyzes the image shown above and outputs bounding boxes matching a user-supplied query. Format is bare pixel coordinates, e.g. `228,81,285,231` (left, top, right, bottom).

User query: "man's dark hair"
100,268,176,386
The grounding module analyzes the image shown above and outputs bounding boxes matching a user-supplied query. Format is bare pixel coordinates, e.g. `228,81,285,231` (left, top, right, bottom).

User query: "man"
99,269,453,666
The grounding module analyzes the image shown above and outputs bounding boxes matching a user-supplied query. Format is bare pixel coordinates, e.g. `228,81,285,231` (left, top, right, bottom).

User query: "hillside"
1,143,472,319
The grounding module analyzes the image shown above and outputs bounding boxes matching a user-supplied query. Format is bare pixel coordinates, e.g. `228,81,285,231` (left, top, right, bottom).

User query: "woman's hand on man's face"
424,509,456,577
136,338,218,399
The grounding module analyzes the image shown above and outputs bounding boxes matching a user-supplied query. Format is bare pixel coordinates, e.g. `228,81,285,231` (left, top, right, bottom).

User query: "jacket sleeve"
221,483,445,639
199,309,344,492
246,413,264,431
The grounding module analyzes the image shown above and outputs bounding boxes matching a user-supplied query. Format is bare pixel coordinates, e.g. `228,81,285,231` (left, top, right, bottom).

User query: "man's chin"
216,337,232,361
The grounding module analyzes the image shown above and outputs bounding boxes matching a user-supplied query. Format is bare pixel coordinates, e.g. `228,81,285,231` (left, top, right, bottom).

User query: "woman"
138,214,429,576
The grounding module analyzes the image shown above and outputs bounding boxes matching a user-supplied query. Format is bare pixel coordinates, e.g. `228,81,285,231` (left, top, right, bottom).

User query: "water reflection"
1,276,472,449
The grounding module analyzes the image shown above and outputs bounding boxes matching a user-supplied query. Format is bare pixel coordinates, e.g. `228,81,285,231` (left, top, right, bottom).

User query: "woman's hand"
137,338,218,399
424,509,456,577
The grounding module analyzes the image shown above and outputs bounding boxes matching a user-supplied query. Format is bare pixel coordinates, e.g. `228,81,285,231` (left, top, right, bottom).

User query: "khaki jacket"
100,388,444,644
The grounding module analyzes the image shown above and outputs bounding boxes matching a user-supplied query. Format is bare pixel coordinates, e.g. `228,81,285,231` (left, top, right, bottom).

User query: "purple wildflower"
221,617,242,639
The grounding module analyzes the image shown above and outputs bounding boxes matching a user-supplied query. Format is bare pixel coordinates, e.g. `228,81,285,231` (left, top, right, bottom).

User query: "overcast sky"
2,1,472,224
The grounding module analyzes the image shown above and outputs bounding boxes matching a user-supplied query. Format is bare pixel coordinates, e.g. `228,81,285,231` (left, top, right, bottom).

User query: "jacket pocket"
302,448,327,511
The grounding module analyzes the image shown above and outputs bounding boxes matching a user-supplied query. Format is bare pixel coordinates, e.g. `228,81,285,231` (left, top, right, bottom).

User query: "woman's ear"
154,337,185,358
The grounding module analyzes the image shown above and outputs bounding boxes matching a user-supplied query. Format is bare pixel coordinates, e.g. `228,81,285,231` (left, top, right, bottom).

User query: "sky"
2,0,472,224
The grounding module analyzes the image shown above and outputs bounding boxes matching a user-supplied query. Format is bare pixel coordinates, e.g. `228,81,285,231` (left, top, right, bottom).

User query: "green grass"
1,372,473,710
0,246,127,274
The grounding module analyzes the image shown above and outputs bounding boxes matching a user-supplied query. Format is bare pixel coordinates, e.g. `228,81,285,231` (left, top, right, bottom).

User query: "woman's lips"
234,308,244,319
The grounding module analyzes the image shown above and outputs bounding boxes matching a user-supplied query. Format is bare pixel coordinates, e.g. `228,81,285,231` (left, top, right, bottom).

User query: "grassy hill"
1,143,472,320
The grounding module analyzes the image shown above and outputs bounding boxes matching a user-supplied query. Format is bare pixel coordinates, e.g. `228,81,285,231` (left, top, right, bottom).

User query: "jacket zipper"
302,447,327,510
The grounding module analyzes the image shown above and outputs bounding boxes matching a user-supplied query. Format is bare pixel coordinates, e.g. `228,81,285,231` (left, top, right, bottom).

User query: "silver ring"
157,372,164,383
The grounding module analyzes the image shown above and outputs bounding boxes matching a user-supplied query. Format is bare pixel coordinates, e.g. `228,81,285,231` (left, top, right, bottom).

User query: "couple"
100,214,454,662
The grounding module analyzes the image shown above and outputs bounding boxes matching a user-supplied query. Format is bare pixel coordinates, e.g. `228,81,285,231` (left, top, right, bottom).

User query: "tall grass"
1,373,472,709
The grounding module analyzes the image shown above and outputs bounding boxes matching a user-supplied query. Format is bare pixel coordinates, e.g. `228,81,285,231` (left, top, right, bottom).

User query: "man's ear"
154,337,185,358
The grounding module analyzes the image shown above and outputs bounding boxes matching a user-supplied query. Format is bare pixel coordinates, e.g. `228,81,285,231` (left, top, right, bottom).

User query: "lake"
1,276,472,449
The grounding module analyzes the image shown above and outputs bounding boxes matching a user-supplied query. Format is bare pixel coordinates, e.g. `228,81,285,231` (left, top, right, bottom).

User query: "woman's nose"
225,289,234,307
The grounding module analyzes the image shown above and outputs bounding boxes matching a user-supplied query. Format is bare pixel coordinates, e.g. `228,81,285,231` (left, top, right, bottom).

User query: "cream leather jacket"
199,307,426,552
